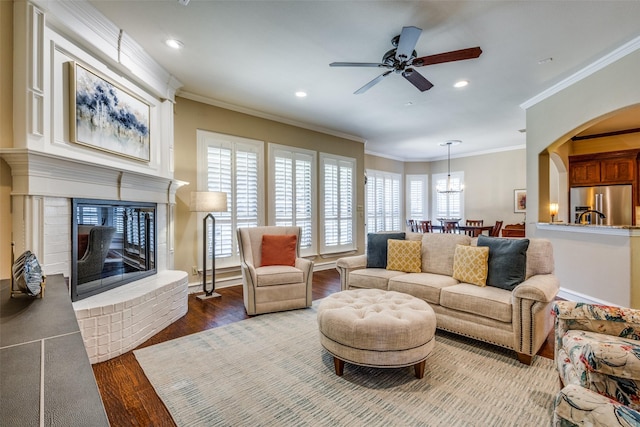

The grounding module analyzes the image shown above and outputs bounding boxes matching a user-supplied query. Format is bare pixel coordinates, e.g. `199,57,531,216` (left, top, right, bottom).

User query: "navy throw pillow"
366,232,406,268
477,235,529,291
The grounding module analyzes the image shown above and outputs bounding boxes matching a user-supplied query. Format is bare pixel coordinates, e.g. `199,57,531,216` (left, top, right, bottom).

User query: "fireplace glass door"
71,199,157,301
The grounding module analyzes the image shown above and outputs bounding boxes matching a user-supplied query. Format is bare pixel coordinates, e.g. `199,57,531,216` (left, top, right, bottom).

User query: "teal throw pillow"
477,235,529,291
366,232,406,268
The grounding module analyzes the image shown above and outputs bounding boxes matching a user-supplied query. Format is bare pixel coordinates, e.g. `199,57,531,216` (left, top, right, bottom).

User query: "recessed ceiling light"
405,101,414,107
538,57,553,64
453,80,469,88
295,91,307,98
165,39,184,49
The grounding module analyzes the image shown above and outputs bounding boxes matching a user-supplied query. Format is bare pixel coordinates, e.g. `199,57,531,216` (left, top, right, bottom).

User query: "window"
320,153,356,254
432,171,464,220
406,175,428,220
197,130,264,268
269,144,316,256
366,169,402,233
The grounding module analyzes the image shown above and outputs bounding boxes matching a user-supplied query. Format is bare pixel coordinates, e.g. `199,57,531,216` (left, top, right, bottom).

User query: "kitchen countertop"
537,222,640,236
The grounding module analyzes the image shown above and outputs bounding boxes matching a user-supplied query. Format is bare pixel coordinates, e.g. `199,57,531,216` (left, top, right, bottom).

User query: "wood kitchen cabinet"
569,150,639,186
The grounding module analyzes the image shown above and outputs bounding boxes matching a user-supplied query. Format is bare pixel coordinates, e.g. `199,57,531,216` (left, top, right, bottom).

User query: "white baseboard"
188,261,337,294
557,287,620,307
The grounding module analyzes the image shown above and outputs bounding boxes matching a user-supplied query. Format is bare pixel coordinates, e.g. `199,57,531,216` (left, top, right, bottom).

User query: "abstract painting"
70,62,150,162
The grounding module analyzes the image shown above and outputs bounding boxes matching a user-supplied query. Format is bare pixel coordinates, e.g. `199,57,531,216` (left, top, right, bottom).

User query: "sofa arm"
513,274,559,303
335,254,367,290
553,384,640,426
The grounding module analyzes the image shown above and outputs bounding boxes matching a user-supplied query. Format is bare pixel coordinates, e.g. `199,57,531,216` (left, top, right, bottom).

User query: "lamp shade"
190,191,228,213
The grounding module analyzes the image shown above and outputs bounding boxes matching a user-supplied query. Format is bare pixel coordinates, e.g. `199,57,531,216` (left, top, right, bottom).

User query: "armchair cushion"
554,384,640,427
261,234,297,267
562,330,640,381
366,232,405,268
255,265,304,287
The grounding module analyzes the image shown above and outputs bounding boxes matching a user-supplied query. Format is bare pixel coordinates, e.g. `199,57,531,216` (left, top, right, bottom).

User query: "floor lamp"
190,191,228,300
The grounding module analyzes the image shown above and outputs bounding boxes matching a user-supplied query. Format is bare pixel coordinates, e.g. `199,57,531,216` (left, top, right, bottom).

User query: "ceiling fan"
330,26,482,94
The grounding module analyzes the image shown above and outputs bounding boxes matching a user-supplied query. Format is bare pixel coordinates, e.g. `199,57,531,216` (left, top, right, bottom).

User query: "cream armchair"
553,300,640,425
237,226,313,315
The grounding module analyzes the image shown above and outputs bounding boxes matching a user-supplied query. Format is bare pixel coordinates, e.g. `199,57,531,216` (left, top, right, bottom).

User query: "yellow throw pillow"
452,244,489,287
386,239,422,273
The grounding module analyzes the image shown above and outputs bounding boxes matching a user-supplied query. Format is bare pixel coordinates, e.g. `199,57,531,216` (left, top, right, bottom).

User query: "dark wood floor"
92,268,555,427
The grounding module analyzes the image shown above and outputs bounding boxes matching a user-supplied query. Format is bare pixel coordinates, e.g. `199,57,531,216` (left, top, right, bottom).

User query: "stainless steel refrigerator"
570,185,633,225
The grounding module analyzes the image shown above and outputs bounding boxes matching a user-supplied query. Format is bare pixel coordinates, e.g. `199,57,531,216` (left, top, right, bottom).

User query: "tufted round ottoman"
317,288,436,379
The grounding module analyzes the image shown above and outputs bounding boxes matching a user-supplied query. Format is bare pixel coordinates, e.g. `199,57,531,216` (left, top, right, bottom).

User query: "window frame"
406,174,429,221
319,153,357,254
365,169,402,234
268,143,317,257
432,171,465,221
197,130,265,269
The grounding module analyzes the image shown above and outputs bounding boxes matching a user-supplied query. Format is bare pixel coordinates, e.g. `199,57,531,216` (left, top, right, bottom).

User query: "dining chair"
442,220,459,233
417,220,433,233
465,219,483,237
406,219,417,232
490,220,503,237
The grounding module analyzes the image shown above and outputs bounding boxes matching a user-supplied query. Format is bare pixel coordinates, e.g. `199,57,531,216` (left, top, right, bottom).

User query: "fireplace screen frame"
71,198,157,302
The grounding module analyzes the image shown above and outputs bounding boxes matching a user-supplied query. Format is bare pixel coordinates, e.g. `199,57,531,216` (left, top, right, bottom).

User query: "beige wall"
1,1,13,277
173,96,366,283
526,47,640,307
366,149,527,227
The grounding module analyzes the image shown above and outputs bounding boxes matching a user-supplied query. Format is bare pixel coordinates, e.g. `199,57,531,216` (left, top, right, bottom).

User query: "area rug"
134,304,557,426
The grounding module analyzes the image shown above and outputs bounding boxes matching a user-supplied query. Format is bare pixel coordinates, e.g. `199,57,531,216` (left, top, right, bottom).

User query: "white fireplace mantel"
0,148,186,204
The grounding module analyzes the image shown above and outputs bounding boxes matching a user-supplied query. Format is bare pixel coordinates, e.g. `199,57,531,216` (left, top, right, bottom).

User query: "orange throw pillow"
261,234,297,267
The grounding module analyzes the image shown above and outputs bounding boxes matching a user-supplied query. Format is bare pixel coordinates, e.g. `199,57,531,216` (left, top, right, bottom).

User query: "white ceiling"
88,0,640,161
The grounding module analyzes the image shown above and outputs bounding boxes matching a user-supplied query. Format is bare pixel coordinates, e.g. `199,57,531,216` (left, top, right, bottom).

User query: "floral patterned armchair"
552,301,640,426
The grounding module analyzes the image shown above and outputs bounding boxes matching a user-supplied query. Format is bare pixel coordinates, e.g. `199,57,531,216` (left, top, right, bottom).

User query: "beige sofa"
336,232,559,364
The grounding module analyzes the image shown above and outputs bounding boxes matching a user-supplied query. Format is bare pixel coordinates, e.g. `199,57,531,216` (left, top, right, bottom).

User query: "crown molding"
35,0,182,101
177,91,366,144
366,144,526,163
521,35,640,110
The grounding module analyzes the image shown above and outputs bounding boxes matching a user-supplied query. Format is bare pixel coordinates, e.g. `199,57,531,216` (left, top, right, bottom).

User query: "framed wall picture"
69,62,150,162
514,189,526,213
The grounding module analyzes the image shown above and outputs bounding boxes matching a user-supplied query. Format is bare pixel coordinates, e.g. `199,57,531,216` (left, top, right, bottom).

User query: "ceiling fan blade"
330,62,385,67
413,47,482,67
395,26,422,61
402,68,434,92
354,70,393,95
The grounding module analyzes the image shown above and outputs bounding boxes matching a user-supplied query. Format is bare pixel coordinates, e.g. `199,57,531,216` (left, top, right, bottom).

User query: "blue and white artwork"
72,63,150,161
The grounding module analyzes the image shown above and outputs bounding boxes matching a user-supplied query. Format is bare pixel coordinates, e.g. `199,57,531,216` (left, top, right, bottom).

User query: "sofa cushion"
452,244,489,287
366,232,406,268
255,265,303,286
421,233,472,276
525,238,555,279
477,235,529,291
388,273,459,305
386,239,422,273
348,268,406,290
440,283,513,323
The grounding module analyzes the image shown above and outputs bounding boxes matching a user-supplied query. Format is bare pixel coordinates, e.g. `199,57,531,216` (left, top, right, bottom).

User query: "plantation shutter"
271,145,316,256
365,170,401,234
406,175,428,220
321,154,356,253
433,172,464,219
199,130,264,268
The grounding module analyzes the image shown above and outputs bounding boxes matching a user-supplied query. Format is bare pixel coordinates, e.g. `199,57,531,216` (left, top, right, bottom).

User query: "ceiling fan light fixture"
165,39,184,49
454,80,469,88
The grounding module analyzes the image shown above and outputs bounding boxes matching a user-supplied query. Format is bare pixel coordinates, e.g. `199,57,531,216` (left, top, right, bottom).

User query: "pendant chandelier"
437,140,463,194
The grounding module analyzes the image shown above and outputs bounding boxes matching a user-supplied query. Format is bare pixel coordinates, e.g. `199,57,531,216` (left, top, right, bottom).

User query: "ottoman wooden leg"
414,360,426,379
333,357,345,376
